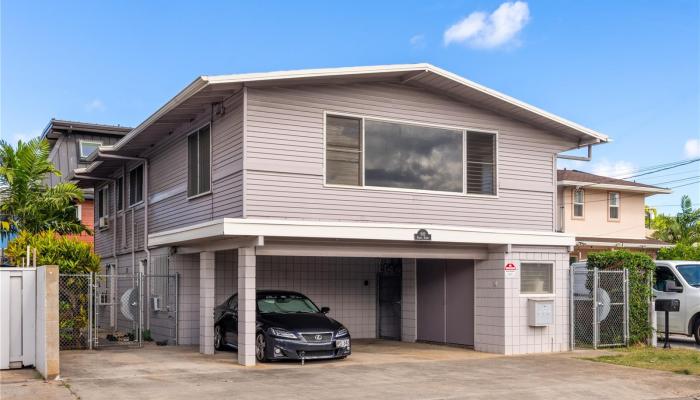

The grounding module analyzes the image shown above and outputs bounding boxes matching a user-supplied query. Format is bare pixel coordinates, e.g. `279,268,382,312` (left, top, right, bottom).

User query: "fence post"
569,266,575,351
592,268,599,350
175,272,180,345
88,272,93,350
624,268,629,346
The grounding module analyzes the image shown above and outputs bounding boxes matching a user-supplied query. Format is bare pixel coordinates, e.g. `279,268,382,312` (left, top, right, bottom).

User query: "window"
654,266,683,292
608,192,620,220
466,131,496,195
129,165,144,206
116,176,124,211
187,125,211,197
97,185,109,219
326,116,362,186
364,119,463,192
75,204,82,221
573,189,584,218
520,263,554,294
324,114,497,195
78,140,102,160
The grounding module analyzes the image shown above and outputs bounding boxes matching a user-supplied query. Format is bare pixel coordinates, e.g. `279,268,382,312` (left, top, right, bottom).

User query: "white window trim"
186,123,213,200
322,110,499,198
519,261,556,297
79,140,103,160
572,188,585,219
608,191,620,222
96,184,110,230
115,175,125,213
75,203,82,222
128,163,145,208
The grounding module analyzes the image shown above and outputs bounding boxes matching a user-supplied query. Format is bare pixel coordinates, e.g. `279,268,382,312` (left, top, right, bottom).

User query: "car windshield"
676,264,700,287
257,294,320,314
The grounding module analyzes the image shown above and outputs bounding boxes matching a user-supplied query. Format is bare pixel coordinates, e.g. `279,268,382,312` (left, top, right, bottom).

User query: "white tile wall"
475,246,570,355
213,252,381,339
168,253,200,345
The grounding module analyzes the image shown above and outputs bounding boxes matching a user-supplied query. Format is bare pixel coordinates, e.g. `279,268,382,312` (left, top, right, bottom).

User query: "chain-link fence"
571,267,629,349
59,274,93,350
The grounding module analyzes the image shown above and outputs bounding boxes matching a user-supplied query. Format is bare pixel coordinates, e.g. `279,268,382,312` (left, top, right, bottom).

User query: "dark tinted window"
326,116,362,186
654,266,682,292
466,131,496,195
188,125,211,197
129,165,144,205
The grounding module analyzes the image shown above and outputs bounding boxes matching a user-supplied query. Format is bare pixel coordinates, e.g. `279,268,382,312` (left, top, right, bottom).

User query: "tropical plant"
0,138,89,238
5,230,99,273
657,243,700,261
651,195,700,245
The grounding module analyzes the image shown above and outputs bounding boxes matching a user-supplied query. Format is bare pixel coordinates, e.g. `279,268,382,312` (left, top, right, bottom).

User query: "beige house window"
573,188,584,218
521,263,554,294
608,192,620,221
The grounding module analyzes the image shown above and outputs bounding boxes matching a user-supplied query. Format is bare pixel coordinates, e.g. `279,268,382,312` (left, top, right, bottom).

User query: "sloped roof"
557,169,671,194
97,63,609,158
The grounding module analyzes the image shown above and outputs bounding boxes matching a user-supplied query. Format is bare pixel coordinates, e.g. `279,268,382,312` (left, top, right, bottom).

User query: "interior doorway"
377,259,402,340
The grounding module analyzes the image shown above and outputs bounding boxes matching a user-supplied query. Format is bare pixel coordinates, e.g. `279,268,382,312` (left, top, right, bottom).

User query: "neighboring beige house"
557,169,672,261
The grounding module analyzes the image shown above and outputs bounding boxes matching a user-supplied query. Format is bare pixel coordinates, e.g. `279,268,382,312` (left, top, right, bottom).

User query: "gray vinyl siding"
47,133,120,187
147,91,244,233
243,83,575,231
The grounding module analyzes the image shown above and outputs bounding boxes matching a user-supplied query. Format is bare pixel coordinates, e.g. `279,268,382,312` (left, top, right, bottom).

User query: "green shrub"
658,244,700,261
6,230,99,273
587,250,655,345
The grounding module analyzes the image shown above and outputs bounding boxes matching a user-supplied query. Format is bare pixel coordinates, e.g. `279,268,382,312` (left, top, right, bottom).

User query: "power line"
670,180,700,189
646,175,700,186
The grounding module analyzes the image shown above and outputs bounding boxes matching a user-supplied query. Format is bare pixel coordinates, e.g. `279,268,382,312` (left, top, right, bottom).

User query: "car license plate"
336,339,350,348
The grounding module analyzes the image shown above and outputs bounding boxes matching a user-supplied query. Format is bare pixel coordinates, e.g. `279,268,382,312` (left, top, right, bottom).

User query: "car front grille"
300,333,333,343
297,350,335,359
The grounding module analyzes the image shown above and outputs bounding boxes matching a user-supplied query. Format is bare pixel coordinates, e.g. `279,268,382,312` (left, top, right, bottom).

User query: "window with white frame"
129,165,144,206
608,192,620,220
97,185,109,220
75,204,82,221
116,176,124,211
78,140,102,160
520,263,554,294
187,125,211,197
324,115,497,195
573,188,584,218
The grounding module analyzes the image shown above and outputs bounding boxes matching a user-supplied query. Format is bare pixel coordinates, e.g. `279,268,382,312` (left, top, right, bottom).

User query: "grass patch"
587,345,700,376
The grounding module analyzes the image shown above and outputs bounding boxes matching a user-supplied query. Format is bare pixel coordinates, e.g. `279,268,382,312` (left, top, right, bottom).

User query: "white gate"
0,267,36,369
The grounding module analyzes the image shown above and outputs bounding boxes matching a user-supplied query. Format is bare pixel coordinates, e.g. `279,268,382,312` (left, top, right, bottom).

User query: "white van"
653,260,700,344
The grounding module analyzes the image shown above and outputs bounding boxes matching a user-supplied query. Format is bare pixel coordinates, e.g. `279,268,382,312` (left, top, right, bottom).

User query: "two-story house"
42,119,131,244
72,64,610,365
557,169,672,261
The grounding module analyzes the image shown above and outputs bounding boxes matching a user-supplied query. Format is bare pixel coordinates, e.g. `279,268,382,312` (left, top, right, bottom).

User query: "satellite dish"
120,288,139,321
595,288,611,322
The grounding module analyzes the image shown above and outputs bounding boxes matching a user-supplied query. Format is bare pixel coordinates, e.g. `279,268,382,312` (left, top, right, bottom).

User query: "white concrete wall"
213,252,381,339
475,246,570,354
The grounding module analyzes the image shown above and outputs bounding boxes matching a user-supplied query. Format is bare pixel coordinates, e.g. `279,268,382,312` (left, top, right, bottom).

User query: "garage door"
416,260,474,346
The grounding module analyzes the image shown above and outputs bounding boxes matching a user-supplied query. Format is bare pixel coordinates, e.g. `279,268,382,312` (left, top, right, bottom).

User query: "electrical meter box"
528,299,554,327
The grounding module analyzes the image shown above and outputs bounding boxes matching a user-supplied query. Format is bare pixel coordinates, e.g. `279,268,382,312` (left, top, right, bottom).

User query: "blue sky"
1,0,698,213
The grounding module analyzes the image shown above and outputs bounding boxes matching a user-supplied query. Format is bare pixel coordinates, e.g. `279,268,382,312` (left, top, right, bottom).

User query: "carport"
148,218,573,365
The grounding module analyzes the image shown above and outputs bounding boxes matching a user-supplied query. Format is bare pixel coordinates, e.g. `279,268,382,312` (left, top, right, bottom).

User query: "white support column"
401,258,417,342
237,247,256,366
199,251,216,355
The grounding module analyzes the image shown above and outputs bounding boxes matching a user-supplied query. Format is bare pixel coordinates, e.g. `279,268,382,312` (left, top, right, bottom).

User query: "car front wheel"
694,321,700,345
214,326,224,350
255,331,268,362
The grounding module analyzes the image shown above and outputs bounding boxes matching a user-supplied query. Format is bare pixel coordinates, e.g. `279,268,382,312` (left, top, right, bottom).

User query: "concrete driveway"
5,340,700,400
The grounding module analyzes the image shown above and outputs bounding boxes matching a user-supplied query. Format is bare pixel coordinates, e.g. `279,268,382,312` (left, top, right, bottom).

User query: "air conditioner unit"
152,296,162,312
99,216,109,228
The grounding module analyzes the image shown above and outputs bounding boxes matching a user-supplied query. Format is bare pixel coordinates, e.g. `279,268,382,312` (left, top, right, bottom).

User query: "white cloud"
591,159,637,178
444,1,530,49
684,138,700,158
84,98,106,112
409,34,426,49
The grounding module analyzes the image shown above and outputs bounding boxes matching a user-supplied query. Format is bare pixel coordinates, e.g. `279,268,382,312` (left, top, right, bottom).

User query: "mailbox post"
654,299,680,349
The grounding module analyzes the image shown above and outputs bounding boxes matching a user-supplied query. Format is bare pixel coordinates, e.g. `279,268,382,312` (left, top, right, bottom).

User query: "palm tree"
652,195,700,245
0,138,88,237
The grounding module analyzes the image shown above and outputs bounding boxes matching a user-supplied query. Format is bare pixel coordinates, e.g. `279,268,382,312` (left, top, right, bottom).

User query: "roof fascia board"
557,180,671,194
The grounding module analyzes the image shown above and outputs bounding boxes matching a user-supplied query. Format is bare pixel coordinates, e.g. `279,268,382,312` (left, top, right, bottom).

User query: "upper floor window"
116,176,124,211
324,114,497,195
97,185,109,219
608,192,620,221
129,164,144,206
79,140,102,160
187,125,211,197
573,188,584,218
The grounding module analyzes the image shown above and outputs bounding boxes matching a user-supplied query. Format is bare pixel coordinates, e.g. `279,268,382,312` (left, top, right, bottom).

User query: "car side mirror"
321,306,330,314
665,280,683,293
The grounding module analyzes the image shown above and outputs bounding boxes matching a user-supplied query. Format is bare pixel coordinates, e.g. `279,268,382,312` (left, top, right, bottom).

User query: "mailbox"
655,299,680,312
528,299,554,327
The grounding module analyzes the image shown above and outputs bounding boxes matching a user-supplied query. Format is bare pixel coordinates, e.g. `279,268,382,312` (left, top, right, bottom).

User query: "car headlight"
269,327,298,339
335,327,349,337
